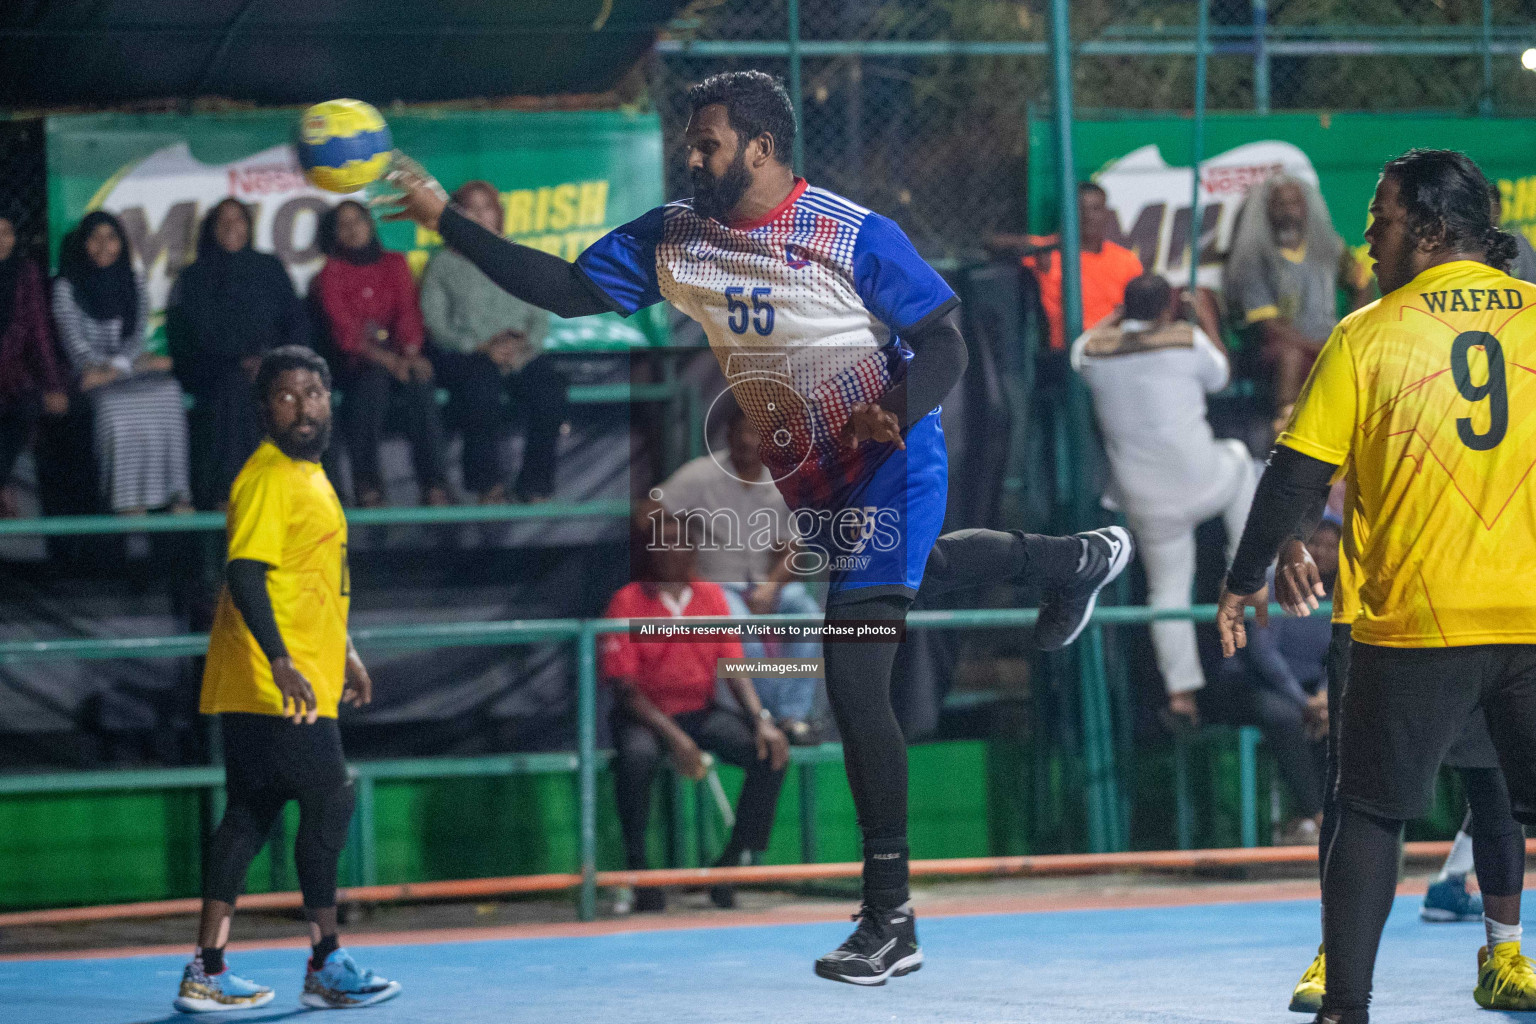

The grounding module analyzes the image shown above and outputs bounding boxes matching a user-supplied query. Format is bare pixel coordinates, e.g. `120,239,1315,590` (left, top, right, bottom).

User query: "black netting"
0,119,48,262
650,0,1536,261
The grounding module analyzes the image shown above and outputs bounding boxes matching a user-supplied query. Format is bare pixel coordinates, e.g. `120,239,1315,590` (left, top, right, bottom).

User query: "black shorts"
220,712,349,802
1337,641,1536,823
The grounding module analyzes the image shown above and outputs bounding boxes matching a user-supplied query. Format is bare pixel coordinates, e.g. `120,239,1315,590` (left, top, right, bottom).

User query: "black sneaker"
814,904,923,985
1034,526,1133,651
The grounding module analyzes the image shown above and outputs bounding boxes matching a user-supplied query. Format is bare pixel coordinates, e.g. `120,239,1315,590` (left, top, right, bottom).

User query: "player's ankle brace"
310,933,339,968
198,947,226,975
863,835,910,910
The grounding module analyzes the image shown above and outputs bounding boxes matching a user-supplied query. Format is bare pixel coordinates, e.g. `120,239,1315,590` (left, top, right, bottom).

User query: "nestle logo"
785,244,811,269
228,165,307,197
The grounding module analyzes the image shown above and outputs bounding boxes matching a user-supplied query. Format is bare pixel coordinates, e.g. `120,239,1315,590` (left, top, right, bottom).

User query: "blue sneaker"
173,958,275,1013
301,948,401,1009
1422,874,1484,922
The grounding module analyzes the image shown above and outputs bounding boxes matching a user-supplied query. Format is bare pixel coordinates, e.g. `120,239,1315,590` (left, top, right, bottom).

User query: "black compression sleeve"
879,304,967,429
1225,446,1339,595
1291,491,1330,543
226,558,289,663
437,205,617,319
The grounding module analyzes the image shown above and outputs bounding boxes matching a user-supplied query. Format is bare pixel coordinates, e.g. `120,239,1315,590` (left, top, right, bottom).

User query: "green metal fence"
0,601,1327,919
648,0,1536,267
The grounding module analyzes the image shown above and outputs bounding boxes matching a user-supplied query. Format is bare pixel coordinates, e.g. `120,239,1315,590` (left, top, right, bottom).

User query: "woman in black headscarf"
53,210,191,514
168,198,309,509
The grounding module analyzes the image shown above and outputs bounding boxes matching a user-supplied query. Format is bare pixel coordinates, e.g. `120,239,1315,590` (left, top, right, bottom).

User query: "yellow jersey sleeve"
226,464,291,567
1276,324,1357,465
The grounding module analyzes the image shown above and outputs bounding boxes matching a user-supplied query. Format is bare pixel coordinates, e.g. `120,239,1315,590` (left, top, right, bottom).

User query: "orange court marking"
0,876,1446,964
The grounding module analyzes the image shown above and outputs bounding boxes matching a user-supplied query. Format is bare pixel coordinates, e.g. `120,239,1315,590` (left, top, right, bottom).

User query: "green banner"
46,109,669,354
1027,113,1536,287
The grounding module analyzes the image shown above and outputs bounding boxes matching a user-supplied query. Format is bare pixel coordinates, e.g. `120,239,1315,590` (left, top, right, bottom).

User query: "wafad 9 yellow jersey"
1279,259,1536,647
201,441,350,717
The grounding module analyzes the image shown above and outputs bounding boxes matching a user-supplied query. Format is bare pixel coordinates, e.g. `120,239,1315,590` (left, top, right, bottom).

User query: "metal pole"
798,764,819,864
1049,0,1083,353
1190,0,1210,299
577,624,598,921
1253,0,1269,114
1239,727,1260,848
788,0,804,175
1482,0,1495,116
1048,0,1093,535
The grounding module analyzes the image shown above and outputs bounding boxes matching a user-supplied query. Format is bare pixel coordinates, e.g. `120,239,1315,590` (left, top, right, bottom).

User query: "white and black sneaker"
1034,526,1133,651
815,904,923,985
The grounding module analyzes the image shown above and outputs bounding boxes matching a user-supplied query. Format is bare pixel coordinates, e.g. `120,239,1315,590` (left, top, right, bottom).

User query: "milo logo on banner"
1094,140,1320,289
93,142,342,326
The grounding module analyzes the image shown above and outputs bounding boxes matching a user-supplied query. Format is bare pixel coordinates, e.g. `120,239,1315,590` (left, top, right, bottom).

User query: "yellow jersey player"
174,346,400,1014
1218,149,1536,1024
1276,490,1526,1015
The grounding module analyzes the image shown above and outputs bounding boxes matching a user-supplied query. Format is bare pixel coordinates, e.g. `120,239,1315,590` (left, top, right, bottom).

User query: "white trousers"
1123,440,1258,696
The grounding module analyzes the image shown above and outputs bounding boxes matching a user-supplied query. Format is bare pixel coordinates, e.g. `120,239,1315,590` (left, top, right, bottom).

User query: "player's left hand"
1274,538,1325,617
343,646,373,707
376,152,449,233
755,719,790,772
1216,583,1269,657
840,402,905,450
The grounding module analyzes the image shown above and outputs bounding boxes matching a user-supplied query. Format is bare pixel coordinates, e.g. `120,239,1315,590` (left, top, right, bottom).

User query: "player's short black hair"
1123,273,1172,321
1382,149,1517,273
1078,181,1107,200
256,345,331,402
688,71,797,165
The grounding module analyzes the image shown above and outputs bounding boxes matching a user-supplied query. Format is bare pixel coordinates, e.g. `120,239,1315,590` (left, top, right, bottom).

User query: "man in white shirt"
651,404,822,739
1072,273,1257,725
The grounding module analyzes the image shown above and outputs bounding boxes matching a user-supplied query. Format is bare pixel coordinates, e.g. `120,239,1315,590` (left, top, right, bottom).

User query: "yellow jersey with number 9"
1280,259,1536,647
201,441,350,716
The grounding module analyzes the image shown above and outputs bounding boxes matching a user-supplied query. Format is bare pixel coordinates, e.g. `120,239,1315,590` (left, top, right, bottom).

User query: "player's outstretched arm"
378,156,614,320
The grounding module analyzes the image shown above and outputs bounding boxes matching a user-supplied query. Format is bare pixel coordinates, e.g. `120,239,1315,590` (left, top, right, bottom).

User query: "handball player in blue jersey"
383,71,1131,984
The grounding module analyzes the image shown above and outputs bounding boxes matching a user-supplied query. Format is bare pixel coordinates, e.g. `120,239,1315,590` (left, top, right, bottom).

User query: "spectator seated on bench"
311,200,449,508
601,504,789,913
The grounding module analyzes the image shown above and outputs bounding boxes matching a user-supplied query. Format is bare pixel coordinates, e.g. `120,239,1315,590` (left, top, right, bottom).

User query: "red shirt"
1024,237,1144,351
312,251,425,368
599,581,744,717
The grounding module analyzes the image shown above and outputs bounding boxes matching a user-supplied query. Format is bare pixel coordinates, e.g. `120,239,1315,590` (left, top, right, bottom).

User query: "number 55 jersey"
1279,259,1536,647
576,178,958,600
575,178,957,516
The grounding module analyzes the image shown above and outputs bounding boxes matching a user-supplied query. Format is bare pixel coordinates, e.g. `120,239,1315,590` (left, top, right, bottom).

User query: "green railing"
0,499,634,538
0,602,1328,919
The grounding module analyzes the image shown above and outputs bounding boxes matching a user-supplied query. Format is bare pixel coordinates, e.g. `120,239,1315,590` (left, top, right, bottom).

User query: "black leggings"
824,528,1083,908
1316,622,1527,1015
203,714,355,910
1321,772,1525,1017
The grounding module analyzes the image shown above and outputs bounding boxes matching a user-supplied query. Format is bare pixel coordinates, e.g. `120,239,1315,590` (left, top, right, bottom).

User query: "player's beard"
691,148,752,223
270,417,332,463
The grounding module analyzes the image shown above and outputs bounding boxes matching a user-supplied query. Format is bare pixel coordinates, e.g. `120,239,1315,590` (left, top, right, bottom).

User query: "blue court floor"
1,894,1523,1024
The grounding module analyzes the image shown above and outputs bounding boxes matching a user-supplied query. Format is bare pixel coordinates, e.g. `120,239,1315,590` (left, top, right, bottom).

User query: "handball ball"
296,99,392,194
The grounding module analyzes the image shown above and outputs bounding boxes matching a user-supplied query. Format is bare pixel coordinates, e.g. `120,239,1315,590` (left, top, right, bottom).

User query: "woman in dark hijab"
168,198,309,509
53,210,191,514
0,213,68,517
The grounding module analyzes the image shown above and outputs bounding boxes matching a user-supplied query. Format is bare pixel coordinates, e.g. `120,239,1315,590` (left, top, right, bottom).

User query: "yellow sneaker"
1475,942,1536,1010
1289,946,1326,1014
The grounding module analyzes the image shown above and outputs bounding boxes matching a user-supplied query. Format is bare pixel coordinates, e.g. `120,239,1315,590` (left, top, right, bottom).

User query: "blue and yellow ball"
296,99,392,194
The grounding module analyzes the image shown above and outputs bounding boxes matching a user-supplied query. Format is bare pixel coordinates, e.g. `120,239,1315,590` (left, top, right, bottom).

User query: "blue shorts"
794,410,949,605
